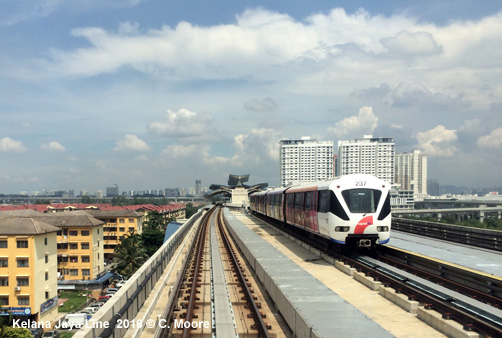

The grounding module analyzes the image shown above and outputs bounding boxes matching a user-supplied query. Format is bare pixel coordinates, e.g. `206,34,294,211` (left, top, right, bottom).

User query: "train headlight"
377,226,389,232
335,226,350,232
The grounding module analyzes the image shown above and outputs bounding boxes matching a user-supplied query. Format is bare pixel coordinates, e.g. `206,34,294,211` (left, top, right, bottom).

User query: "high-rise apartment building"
337,135,395,183
279,137,334,187
106,184,119,197
427,179,440,196
395,150,428,199
195,180,201,196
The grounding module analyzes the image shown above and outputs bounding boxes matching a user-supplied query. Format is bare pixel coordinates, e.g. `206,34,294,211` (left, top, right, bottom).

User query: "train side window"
295,193,305,209
287,194,294,208
305,192,312,210
318,190,329,213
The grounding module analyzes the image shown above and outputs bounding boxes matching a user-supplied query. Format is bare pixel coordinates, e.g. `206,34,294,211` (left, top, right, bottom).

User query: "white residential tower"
279,137,334,187
337,135,395,184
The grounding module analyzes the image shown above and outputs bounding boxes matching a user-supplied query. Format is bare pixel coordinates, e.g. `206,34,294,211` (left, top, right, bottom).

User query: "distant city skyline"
1,1,501,193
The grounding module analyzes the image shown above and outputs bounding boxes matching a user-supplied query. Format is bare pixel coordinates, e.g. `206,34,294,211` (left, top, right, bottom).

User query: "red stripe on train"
354,216,373,234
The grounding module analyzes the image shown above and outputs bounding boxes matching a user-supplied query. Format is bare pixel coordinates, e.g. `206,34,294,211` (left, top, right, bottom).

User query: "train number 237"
355,181,367,186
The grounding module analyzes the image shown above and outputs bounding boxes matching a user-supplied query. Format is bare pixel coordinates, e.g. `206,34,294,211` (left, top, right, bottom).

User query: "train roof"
252,174,390,196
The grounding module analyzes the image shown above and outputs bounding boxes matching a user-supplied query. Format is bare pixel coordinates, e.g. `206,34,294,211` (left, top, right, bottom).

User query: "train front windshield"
342,189,382,213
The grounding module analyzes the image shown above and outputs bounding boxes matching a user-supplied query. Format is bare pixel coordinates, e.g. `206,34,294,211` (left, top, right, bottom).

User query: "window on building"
44,237,48,245
128,218,134,223
57,243,68,250
45,255,48,264
0,277,8,286
63,269,69,275
128,227,134,233
17,259,29,267
70,269,79,276
81,243,89,250
16,240,28,249
18,297,29,306
58,256,68,263
17,278,29,286
45,292,49,299
69,231,78,236
69,243,78,250
45,272,49,281
119,227,125,232
0,241,7,248
82,269,90,276
81,256,90,263
119,219,125,223
0,259,8,268
70,256,78,263
0,297,8,306
81,230,90,236
57,231,62,236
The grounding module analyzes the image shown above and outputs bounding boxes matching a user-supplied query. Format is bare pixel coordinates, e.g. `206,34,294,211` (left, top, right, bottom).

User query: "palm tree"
114,232,148,277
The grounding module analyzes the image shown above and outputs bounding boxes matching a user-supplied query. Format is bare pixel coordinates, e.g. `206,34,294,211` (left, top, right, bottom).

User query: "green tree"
185,203,199,219
81,195,93,204
111,195,127,206
114,232,148,277
141,227,165,257
2,328,31,338
34,199,51,204
142,211,169,231
0,312,12,338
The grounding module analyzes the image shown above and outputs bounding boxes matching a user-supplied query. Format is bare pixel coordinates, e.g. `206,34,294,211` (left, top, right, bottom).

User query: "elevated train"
249,174,391,248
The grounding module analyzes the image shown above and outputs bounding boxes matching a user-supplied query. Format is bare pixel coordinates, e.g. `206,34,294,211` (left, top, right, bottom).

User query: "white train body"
250,174,391,248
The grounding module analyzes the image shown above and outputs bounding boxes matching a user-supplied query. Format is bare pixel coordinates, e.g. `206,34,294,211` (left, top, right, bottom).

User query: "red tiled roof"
0,203,185,214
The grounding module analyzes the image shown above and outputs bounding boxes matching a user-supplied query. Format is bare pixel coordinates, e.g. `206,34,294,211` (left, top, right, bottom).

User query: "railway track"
253,212,502,338
161,207,278,338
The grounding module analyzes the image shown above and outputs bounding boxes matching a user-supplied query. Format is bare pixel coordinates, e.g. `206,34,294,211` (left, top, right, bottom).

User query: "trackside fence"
392,217,502,251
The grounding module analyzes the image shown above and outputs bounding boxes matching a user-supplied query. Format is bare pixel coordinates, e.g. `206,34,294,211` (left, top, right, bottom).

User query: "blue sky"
1,0,501,194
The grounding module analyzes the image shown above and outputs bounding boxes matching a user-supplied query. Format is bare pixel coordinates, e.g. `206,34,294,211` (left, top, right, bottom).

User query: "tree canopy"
114,232,148,277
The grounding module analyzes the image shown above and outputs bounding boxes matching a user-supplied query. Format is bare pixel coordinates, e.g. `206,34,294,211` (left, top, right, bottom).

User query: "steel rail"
376,245,502,306
340,255,502,338
216,209,271,338
181,207,213,338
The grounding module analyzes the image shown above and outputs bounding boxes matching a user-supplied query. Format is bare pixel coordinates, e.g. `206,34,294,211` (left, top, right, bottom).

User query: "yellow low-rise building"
33,214,105,281
86,210,142,262
0,217,59,323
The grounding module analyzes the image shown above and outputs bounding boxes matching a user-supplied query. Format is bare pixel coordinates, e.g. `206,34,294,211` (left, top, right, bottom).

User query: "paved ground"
233,211,447,338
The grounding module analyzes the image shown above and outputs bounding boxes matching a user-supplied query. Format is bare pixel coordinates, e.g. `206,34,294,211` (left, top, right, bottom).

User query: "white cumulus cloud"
477,128,502,149
416,125,457,156
148,108,213,139
41,141,65,152
0,137,26,153
114,134,150,152
381,31,443,57
329,106,378,137
232,128,281,167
